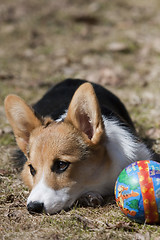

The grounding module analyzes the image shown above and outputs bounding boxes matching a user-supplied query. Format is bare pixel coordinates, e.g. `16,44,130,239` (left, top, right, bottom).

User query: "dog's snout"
27,201,44,213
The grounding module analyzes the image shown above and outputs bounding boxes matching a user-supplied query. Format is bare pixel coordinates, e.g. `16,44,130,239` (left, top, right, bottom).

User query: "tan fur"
4,83,111,200
4,95,42,154
65,83,104,144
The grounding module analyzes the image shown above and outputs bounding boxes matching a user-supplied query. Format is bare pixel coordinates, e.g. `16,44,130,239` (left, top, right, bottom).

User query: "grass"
0,134,15,146
0,0,160,239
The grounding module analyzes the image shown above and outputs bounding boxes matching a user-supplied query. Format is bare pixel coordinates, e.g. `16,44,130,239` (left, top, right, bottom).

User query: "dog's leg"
77,192,104,207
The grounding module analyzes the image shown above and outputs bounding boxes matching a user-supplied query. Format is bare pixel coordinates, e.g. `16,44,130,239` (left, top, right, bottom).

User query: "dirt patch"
0,0,160,239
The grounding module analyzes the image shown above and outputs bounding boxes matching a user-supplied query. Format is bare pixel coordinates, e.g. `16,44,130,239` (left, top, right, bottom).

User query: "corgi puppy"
4,79,153,214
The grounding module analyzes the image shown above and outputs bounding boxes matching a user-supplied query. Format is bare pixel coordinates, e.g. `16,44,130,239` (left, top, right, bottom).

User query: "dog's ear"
65,83,104,144
4,95,42,155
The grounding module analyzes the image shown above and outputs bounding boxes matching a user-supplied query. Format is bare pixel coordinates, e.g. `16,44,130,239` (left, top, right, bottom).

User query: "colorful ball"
115,160,160,224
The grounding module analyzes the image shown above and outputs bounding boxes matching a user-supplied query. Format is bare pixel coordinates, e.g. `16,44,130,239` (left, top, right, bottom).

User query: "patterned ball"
115,160,160,224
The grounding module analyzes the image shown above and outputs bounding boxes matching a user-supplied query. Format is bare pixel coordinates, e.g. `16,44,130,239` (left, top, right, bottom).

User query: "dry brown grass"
0,0,160,239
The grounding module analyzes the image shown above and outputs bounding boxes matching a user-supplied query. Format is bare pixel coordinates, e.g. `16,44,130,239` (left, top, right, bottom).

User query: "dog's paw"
77,192,104,207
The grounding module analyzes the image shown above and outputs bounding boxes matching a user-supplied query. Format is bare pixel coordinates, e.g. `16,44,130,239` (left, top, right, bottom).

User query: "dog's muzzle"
27,201,44,213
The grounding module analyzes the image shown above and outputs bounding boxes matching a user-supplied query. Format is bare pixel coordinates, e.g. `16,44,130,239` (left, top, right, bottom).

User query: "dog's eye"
28,164,36,176
51,160,70,174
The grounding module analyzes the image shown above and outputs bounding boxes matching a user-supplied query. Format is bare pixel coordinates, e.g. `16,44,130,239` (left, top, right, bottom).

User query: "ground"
0,0,160,239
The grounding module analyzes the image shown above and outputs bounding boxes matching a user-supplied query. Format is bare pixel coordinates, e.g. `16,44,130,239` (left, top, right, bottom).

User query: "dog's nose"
27,201,44,213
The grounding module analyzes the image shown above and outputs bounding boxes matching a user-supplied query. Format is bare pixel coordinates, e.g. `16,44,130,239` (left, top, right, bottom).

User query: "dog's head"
4,83,109,214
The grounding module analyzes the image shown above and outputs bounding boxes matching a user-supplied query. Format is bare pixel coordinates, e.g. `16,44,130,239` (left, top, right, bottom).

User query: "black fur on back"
12,149,27,171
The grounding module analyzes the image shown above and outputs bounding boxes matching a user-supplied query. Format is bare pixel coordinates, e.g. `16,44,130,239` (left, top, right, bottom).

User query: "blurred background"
0,0,160,95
